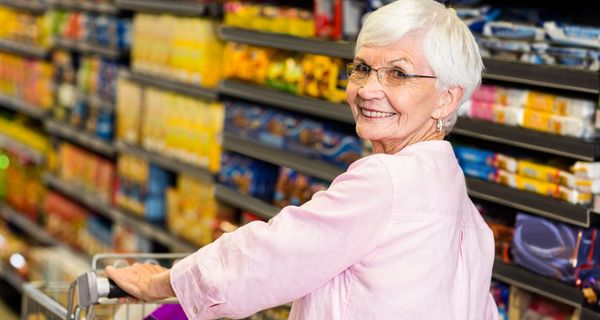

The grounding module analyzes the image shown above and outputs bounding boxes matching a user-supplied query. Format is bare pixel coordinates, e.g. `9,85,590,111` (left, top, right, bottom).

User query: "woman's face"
346,32,444,154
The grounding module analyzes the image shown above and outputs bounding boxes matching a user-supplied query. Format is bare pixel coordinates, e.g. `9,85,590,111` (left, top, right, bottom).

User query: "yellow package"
524,91,556,114
517,160,561,184
514,174,558,198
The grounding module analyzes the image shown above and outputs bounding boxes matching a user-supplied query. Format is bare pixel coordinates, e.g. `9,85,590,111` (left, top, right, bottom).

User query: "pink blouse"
171,140,498,319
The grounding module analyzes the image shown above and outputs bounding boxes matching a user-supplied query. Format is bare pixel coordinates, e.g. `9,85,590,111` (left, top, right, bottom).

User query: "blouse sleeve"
170,155,394,319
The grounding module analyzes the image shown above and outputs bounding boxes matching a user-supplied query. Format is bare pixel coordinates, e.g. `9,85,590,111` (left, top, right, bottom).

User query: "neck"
371,121,445,154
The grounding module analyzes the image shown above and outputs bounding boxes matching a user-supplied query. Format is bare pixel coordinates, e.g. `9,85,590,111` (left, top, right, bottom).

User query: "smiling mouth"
359,108,397,119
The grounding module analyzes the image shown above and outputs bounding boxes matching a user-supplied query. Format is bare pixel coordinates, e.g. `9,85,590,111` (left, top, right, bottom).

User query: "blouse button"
193,306,199,314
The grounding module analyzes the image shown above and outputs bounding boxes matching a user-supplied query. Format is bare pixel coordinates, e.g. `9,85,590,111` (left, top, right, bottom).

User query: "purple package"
144,304,187,320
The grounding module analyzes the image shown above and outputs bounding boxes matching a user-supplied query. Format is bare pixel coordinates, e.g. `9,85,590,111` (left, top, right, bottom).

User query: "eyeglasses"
346,63,436,87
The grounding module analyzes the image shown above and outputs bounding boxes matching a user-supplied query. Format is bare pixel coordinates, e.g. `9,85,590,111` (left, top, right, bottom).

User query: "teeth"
360,108,396,118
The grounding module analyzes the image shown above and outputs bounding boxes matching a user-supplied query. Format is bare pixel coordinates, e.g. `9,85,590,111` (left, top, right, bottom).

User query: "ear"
431,86,464,119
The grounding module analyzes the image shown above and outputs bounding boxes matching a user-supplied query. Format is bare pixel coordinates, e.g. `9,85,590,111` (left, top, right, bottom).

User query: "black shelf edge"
112,207,197,252
115,141,214,183
0,202,59,246
0,39,47,58
115,0,214,16
0,262,24,293
223,132,343,182
466,177,590,227
215,184,279,220
582,307,600,320
124,71,218,101
49,0,118,14
42,173,114,217
493,260,582,308
42,173,197,252
0,0,47,13
218,26,355,59
482,58,599,94
44,119,116,158
54,38,124,60
219,80,355,124
0,93,46,119
452,117,599,162
0,134,45,164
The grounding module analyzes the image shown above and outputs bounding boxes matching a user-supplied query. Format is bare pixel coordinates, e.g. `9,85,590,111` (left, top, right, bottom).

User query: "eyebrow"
353,57,415,68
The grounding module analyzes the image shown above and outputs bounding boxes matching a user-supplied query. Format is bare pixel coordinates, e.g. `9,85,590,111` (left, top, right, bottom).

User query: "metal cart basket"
21,253,188,320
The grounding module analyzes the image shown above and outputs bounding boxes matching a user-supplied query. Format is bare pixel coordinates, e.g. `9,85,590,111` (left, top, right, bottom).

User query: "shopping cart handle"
107,278,130,299
77,272,130,307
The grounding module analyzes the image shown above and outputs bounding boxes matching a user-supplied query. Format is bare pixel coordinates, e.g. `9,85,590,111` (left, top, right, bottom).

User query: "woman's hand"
104,263,176,301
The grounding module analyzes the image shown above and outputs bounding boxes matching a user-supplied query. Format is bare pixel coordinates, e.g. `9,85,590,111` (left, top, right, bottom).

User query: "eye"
355,63,371,73
388,68,407,79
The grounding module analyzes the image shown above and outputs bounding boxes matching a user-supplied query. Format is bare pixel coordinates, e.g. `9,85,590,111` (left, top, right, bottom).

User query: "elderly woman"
106,0,498,318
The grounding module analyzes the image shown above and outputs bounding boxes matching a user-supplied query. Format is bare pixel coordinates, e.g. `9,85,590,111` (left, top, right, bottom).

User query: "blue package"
218,152,279,201
319,133,362,169
460,162,498,181
454,145,496,165
285,118,323,159
95,109,114,141
512,213,600,284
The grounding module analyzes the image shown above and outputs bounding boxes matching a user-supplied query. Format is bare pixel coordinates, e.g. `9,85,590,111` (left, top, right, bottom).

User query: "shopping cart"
21,253,189,320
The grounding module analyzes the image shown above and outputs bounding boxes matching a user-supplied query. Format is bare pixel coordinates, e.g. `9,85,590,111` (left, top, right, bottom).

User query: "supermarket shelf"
482,58,599,94
114,141,214,183
44,119,116,158
0,202,58,246
48,0,118,14
54,38,124,60
0,93,46,119
582,307,600,320
124,71,218,101
219,80,355,124
223,133,343,182
42,173,197,252
217,27,599,93
453,117,600,162
115,0,218,16
466,177,591,227
0,261,24,293
0,134,45,164
113,208,198,253
0,0,47,13
215,184,280,220
0,39,48,59
218,26,355,59
492,260,582,308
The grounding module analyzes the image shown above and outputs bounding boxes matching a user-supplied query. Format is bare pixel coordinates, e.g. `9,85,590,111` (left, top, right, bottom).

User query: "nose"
357,71,385,100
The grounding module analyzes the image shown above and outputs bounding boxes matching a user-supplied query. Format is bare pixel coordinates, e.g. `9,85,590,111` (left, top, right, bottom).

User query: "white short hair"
356,0,483,133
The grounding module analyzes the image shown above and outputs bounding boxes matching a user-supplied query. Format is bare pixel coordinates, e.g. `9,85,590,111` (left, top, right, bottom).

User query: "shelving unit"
0,202,59,246
0,134,45,164
217,27,600,94
42,173,197,252
218,26,355,59
115,0,219,16
0,261,24,293
493,260,583,308
453,117,600,162
48,0,118,14
215,184,280,220
54,38,124,60
124,71,219,102
0,39,48,59
115,141,214,183
0,0,47,13
466,177,593,227
0,93,46,119
219,80,354,124
44,119,116,158
223,132,343,182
